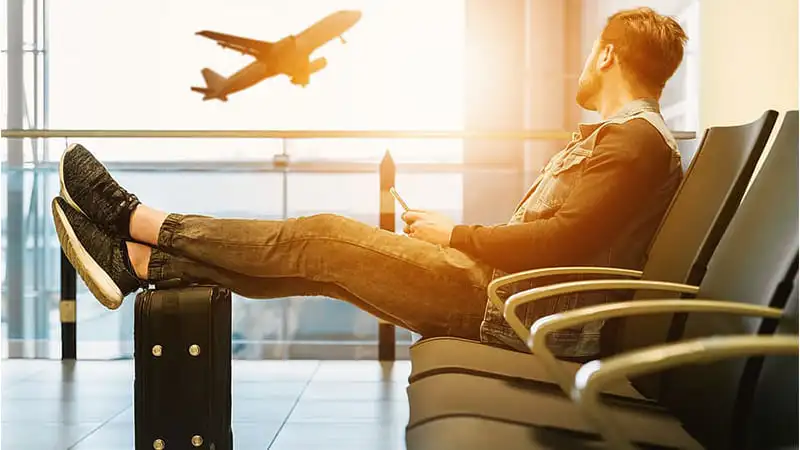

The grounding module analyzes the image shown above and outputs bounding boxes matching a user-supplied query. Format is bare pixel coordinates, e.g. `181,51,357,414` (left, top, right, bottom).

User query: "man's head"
576,7,688,112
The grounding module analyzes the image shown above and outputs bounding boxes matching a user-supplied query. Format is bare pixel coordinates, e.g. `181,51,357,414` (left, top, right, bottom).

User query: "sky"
42,0,466,163
2,0,469,223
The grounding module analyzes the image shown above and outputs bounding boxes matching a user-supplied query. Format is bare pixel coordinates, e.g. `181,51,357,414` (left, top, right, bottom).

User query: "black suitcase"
134,285,233,450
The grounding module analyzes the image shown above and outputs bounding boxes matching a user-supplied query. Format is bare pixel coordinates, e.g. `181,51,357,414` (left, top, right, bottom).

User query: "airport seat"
569,273,798,449
571,307,798,450
405,111,799,449
408,110,780,395
741,276,799,450
406,267,797,450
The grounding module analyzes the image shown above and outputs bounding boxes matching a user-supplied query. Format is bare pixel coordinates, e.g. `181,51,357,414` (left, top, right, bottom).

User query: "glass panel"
676,138,699,171
2,0,485,360
42,138,284,163
1,167,59,358
22,0,35,49
2,137,478,359
1,51,6,162
73,165,286,359
47,0,465,131
662,60,687,110
394,172,463,225
286,138,463,164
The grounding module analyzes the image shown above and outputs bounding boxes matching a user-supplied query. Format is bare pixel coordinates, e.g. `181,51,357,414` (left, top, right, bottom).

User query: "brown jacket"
450,99,683,356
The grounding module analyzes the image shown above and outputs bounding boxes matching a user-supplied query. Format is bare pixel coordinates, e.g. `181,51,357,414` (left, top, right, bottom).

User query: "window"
660,0,700,132
47,0,465,161
4,0,467,359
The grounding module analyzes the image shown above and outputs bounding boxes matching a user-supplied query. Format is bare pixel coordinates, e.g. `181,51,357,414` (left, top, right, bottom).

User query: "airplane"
191,9,362,101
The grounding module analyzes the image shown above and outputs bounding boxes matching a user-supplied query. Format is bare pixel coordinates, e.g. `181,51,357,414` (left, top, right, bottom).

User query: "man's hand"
401,210,456,246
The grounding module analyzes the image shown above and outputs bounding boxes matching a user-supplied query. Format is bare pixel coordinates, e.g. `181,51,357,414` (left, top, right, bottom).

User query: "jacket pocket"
550,152,589,176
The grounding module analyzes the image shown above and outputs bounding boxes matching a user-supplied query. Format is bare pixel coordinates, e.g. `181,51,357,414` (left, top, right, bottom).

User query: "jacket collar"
577,98,661,138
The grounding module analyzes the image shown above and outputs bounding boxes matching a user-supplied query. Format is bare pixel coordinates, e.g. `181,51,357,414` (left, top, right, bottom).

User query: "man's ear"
596,43,616,71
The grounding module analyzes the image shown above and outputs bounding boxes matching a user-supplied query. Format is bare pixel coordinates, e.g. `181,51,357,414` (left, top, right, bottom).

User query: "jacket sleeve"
449,119,674,274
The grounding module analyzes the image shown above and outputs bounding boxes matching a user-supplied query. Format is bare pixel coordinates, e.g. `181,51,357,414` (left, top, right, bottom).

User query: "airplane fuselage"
200,10,361,100
222,60,272,97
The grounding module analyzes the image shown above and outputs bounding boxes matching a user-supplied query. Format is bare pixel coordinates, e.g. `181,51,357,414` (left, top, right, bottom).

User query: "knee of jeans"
300,213,360,235
301,213,339,228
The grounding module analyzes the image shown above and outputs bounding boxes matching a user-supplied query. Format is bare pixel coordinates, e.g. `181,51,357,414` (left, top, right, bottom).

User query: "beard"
576,66,602,111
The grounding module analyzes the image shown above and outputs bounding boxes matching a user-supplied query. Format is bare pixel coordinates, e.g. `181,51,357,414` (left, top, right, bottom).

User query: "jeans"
146,213,494,339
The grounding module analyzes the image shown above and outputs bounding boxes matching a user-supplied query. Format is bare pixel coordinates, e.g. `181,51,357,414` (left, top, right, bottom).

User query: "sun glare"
48,0,465,136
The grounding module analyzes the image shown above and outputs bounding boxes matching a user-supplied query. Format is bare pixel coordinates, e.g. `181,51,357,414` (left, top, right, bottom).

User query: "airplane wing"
196,30,274,57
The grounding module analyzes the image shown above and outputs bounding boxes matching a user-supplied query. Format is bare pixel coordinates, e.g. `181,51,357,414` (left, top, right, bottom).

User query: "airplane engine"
308,57,327,74
290,57,328,87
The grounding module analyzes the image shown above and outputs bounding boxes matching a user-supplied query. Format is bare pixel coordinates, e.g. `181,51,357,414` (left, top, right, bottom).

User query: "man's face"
576,40,604,111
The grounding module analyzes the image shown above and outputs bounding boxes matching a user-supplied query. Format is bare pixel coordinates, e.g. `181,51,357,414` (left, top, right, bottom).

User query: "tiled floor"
1,359,410,449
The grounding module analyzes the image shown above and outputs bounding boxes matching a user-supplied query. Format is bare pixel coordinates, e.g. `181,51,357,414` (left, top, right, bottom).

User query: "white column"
463,0,527,225
523,0,583,187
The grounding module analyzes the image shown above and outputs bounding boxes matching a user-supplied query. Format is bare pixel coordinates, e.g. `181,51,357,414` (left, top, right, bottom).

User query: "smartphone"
389,187,410,212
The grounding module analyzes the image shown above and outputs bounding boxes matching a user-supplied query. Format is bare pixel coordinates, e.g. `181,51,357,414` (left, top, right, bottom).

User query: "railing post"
6,0,26,352
378,150,396,361
60,251,77,359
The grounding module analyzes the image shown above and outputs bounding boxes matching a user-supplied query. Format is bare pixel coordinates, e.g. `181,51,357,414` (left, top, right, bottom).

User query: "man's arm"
449,119,676,274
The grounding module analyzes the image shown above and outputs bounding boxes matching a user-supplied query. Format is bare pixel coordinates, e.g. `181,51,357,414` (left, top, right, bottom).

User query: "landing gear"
339,35,347,44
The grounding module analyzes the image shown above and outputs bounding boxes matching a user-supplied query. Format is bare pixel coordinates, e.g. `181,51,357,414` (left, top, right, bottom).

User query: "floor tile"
233,360,319,382
1,359,52,385
1,423,101,450
231,422,284,449
0,359,413,449
2,379,133,401
268,422,406,450
233,381,307,400
288,400,409,424
301,381,407,402
233,398,298,423
68,423,133,449
26,360,134,383
312,361,411,383
108,405,134,425
1,398,131,424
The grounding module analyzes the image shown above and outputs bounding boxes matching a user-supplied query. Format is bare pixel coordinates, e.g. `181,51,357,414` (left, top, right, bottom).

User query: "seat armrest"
527,299,783,395
571,334,798,450
502,279,700,344
487,267,643,312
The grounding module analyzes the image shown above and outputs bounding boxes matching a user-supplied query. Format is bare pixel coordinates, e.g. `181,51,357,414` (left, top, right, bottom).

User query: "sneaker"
52,197,147,310
59,143,140,239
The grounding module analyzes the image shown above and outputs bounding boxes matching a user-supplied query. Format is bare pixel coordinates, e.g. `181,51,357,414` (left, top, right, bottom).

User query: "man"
52,7,687,358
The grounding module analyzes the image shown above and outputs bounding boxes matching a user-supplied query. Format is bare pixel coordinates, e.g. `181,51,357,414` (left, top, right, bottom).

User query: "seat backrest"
611,110,779,354
689,111,798,324
742,274,798,450
639,109,778,287
653,111,799,449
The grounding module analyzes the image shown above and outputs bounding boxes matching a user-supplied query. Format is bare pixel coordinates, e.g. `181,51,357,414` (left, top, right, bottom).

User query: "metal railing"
2,128,698,361
0,128,698,140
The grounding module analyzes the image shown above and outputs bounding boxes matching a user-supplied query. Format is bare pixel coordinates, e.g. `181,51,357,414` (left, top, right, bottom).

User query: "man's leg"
56,143,493,339
134,211,492,339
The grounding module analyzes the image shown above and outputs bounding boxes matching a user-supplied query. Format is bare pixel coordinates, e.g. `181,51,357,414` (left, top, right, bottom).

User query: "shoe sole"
59,143,86,216
52,199,123,310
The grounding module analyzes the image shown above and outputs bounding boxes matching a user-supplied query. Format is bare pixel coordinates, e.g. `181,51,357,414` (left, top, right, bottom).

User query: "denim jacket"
478,99,683,357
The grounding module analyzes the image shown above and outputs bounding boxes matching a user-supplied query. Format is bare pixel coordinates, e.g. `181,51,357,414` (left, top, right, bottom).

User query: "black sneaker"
52,197,147,310
59,143,140,239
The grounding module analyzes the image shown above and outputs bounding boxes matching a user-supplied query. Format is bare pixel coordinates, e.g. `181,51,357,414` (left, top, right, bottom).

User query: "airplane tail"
191,68,228,101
